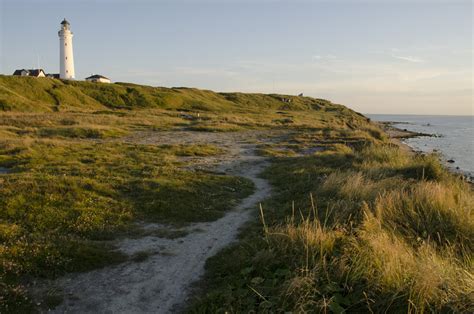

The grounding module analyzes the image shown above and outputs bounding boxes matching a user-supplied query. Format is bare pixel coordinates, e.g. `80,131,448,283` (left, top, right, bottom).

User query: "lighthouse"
58,18,75,79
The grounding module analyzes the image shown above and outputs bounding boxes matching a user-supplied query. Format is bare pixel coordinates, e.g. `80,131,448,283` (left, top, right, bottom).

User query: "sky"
0,0,472,115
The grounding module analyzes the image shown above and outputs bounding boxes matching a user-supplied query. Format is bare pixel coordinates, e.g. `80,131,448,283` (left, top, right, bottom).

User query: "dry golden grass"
191,144,474,313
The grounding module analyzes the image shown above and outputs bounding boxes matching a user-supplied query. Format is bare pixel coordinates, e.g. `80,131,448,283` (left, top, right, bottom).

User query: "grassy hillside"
0,75,382,139
1,76,472,313
0,76,380,312
0,75,354,113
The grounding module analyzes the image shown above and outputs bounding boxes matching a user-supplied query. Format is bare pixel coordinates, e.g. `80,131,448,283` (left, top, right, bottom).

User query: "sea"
367,114,474,180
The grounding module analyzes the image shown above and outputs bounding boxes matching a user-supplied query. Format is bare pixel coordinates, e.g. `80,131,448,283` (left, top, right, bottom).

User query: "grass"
0,77,376,312
36,126,127,139
2,76,471,313
0,76,365,115
190,143,474,313
0,135,253,312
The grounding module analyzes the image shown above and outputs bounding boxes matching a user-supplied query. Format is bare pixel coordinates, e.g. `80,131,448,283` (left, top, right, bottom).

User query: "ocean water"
367,114,474,179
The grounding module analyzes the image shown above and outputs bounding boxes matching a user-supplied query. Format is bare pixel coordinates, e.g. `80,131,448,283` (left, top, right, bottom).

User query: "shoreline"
376,121,474,183
376,121,434,139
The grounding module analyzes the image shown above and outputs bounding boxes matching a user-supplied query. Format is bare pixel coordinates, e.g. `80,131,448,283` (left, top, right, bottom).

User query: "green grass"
2,75,471,313
190,143,474,313
0,76,352,113
36,126,127,139
0,137,253,312
0,76,382,147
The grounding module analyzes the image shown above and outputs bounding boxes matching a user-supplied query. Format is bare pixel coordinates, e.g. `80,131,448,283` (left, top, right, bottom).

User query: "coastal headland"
0,76,472,313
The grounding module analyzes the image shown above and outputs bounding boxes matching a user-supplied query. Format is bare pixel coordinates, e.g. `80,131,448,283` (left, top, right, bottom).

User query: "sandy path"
47,131,273,313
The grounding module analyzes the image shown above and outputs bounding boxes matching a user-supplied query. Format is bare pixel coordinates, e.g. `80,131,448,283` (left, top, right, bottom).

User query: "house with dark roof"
47,73,60,79
85,74,111,83
12,69,46,77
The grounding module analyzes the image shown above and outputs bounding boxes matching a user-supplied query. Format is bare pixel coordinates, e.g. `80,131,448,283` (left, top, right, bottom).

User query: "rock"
447,159,455,163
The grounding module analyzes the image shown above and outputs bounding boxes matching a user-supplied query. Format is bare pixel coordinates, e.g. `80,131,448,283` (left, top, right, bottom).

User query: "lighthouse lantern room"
58,18,75,79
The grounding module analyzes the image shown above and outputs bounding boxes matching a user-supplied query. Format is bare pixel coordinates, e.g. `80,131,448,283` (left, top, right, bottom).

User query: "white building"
85,74,111,83
58,18,75,79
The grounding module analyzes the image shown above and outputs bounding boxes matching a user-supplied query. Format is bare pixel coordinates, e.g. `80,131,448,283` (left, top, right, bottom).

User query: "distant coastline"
376,120,435,139
370,114,474,182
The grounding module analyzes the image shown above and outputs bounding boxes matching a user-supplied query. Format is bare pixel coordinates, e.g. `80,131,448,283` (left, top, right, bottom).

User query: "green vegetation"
1,76,472,313
0,76,369,312
0,76,360,114
0,138,254,311
191,143,473,313
0,76,378,148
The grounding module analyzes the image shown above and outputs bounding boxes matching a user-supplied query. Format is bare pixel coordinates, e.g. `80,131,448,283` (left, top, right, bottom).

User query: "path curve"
48,132,272,313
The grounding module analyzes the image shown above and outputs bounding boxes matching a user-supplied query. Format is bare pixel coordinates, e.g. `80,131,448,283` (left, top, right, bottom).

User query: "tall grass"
374,179,474,253
346,210,473,312
191,143,474,313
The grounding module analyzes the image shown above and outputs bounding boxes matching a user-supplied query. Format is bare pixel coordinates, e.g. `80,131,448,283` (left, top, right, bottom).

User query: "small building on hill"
47,73,60,79
85,74,111,83
12,69,46,77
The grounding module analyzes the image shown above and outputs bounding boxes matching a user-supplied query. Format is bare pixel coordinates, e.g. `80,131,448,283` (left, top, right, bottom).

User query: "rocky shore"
377,121,435,139
377,121,474,183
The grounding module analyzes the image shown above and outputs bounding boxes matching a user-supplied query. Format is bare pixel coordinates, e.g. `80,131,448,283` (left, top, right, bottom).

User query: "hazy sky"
0,0,472,115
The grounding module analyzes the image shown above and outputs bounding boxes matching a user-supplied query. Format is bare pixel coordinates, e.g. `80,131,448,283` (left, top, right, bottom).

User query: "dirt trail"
48,131,273,313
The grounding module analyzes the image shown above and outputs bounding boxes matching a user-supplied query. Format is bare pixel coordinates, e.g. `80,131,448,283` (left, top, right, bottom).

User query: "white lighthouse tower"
58,18,75,79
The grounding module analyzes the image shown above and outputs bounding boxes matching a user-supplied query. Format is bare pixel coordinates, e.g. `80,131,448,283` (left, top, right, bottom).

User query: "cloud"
312,54,337,62
391,54,424,63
